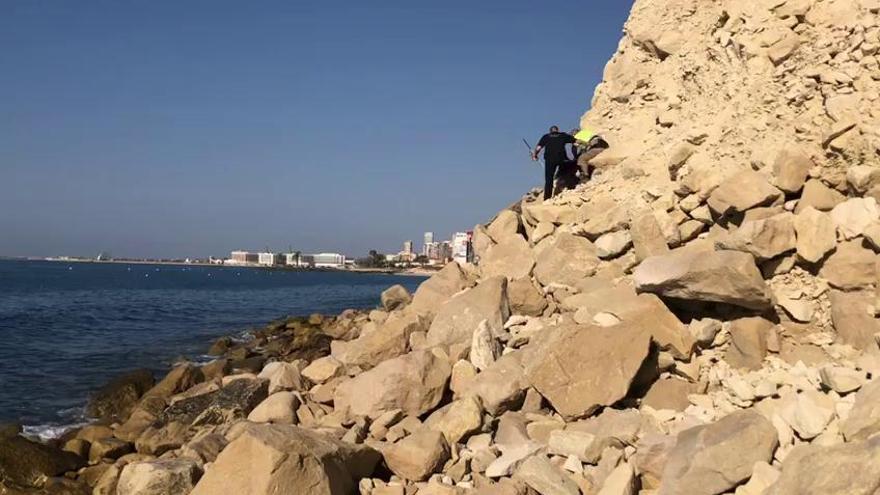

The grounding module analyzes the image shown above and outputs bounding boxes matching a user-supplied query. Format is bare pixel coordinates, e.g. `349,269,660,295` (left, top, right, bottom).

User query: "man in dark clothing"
532,126,576,200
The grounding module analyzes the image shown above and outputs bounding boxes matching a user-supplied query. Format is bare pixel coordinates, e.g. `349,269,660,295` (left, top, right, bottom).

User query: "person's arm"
532,135,547,161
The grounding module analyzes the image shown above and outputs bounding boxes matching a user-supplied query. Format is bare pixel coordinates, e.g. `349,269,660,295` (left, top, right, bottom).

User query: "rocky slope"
5,0,880,493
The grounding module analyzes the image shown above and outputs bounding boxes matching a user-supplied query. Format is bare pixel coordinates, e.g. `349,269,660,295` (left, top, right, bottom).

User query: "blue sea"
0,259,425,438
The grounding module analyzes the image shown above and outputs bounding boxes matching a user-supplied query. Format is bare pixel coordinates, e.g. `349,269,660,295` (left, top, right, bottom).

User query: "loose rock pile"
4,0,880,493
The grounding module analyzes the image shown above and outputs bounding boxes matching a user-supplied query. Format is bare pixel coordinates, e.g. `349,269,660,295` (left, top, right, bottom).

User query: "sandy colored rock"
513,454,580,495
87,368,155,422
383,429,450,481
725,317,772,371
772,145,812,194
381,285,412,312
830,198,880,240
410,262,470,318
480,236,536,280
117,459,202,495
533,233,600,287
829,290,880,351
641,377,697,412
766,437,880,495
631,211,671,261
333,350,451,419
660,410,777,495
795,180,845,213
301,356,344,384
707,170,782,217
599,462,637,495
717,212,796,260
425,276,509,350
793,207,836,263
547,429,601,464
190,424,380,495
819,366,867,394
257,361,307,394
633,249,771,310
842,379,880,442
487,209,522,241
464,352,529,415
525,321,651,419
819,241,877,290
507,278,548,317
595,230,633,259
427,396,483,444
332,311,427,368
470,320,502,371
247,391,300,424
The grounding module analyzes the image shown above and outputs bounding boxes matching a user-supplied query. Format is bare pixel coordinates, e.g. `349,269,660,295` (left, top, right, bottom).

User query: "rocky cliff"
5,0,880,494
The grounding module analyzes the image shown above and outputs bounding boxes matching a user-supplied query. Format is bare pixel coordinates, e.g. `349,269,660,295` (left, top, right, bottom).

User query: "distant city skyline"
0,1,633,259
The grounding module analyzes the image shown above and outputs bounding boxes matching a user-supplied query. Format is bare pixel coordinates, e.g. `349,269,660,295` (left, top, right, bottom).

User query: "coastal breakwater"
6,0,880,493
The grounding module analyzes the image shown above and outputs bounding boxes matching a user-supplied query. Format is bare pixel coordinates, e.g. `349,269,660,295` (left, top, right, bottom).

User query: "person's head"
549,125,559,133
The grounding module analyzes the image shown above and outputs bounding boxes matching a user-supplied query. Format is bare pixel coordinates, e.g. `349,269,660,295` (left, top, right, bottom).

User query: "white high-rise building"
423,232,434,255
451,232,472,264
403,240,414,255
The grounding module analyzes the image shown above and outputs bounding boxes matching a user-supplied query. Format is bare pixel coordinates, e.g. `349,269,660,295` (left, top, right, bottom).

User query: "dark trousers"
544,161,562,200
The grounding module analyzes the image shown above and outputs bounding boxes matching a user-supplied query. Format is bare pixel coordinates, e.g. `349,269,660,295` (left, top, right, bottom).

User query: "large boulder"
507,278,548,317
425,277,509,350
707,170,782,217
463,352,529,415
829,290,880,351
87,369,155,421
842,379,880,442
142,364,204,401
631,211,671,262
487,209,522,241
479,236,536,280
562,285,694,359
793,207,837,263
659,410,778,495
819,241,877,290
383,429,450,481
409,262,471,318
0,435,85,488
190,424,380,495
524,321,651,419
795,180,845,213
381,285,412,312
771,145,812,194
332,311,427,368
160,377,268,427
830,198,880,240
117,459,202,495
717,213,796,260
766,437,880,495
724,317,772,370
533,233,600,288
333,350,451,419
633,249,771,310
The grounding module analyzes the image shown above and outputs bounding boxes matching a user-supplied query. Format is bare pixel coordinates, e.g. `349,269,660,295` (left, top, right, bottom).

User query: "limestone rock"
599,462,637,495
480,236,536,280
190,424,380,495
829,290,880,351
333,350,451,419
507,278,548,317
830,198,880,240
117,459,202,495
410,262,470,318
842,379,880,442
470,320,502,371
819,366,867,394
778,391,834,440
257,361,307,394
332,311,427,368
533,233,600,288
160,377,267,427
795,180,845,213
301,356,344,384
426,396,483,444
464,352,529,415
631,211,671,261
707,170,783,217
717,213,796,260
526,203,577,225
633,249,771,310
548,429,602,464
513,455,580,495
819,241,877,290
247,391,300,424
596,230,633,259
425,276,509,350
846,165,880,194
766,437,880,495
381,285,412,312
793,207,836,263
772,145,812,194
660,410,778,495
642,377,697,412
525,321,651,419
725,317,772,371
383,429,450,481
487,209,522,241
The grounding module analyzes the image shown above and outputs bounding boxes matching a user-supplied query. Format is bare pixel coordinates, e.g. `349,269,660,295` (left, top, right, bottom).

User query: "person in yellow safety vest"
572,127,609,181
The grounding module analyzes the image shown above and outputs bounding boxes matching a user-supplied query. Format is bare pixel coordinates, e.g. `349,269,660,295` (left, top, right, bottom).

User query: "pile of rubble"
5,0,880,493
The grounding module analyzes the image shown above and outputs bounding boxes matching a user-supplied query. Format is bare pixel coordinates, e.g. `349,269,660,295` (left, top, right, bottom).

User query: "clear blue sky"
0,1,632,259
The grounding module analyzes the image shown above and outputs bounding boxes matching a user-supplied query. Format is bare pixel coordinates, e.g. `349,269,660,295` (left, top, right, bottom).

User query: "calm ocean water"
0,260,424,437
